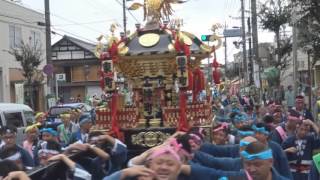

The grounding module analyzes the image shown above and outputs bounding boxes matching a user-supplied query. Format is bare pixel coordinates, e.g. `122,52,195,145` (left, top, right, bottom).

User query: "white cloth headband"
5,152,21,161
90,137,99,141
38,149,59,155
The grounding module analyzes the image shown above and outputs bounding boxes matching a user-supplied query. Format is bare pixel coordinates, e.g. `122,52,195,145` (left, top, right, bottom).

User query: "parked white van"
0,103,34,127
0,103,35,145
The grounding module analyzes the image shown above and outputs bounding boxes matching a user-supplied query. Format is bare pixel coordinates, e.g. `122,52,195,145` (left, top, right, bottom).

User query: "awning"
9,68,45,83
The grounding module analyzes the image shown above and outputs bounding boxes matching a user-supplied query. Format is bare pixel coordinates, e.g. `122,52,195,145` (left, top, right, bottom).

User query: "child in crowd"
22,125,39,159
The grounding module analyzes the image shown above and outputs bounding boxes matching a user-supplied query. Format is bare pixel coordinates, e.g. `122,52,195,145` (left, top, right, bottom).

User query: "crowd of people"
0,91,320,180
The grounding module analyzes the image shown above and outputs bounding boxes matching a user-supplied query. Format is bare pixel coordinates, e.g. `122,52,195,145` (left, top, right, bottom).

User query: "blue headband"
241,149,273,160
40,128,58,137
232,108,241,114
234,114,248,122
238,130,255,137
239,140,251,147
252,125,270,135
218,177,228,180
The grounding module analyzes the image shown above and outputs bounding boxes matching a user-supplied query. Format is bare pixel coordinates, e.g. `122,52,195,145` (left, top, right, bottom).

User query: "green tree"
258,0,292,89
259,0,291,65
9,41,42,109
293,0,320,64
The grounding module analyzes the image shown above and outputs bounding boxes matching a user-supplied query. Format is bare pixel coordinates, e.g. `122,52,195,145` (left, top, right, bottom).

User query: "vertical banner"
15,83,24,104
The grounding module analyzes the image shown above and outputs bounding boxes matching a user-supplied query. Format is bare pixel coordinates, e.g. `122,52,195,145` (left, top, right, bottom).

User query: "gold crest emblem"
138,33,160,47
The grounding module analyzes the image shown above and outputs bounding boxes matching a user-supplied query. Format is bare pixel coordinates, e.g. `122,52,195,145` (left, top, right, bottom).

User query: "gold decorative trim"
131,131,171,147
200,44,212,53
180,33,193,46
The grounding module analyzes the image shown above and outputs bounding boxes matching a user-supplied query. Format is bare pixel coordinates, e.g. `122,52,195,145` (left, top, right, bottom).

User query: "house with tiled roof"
51,35,102,103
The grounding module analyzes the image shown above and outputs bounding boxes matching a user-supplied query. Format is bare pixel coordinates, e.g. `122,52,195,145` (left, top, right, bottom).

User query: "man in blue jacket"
241,141,290,180
253,123,292,179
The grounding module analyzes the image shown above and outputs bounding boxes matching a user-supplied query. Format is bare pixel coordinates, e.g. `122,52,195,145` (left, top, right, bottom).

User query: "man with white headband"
241,141,289,180
37,140,61,166
69,114,92,144
36,140,92,180
0,126,34,168
0,146,25,170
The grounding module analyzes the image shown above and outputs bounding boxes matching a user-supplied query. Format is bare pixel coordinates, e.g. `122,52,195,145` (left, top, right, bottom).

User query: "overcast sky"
20,0,273,64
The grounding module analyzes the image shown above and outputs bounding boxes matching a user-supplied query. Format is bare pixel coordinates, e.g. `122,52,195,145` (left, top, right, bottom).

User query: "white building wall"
0,0,46,102
280,50,309,89
86,86,103,98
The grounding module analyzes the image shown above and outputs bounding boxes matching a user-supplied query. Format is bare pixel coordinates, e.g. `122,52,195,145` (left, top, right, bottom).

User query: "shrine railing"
163,102,213,127
95,102,213,130
95,107,139,129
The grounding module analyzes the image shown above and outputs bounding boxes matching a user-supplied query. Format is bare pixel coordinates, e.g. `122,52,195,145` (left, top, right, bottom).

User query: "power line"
0,15,45,31
114,0,140,23
52,27,97,44
49,12,104,34
30,6,106,35
52,19,116,26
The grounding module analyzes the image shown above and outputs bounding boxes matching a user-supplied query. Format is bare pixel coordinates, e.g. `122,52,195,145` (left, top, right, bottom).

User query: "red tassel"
178,90,189,131
193,68,205,102
199,70,205,90
174,38,191,57
99,70,105,89
183,44,190,57
108,42,118,59
110,92,122,139
212,58,219,68
213,68,221,84
99,79,105,90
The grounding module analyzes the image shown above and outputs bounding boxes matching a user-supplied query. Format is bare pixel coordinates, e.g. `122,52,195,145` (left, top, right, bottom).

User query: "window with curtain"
9,24,22,48
30,30,41,48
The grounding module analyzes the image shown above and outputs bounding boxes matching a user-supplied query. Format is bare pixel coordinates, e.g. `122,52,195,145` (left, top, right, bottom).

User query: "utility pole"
224,22,228,80
45,0,51,76
308,50,312,110
247,17,253,85
251,0,261,100
251,0,259,63
240,0,248,85
122,0,127,36
292,14,298,96
45,0,52,108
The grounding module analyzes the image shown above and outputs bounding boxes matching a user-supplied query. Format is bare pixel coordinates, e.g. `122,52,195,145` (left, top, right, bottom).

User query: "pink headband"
189,134,202,142
147,146,181,163
287,115,303,122
213,123,228,133
167,138,192,159
296,98,304,101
